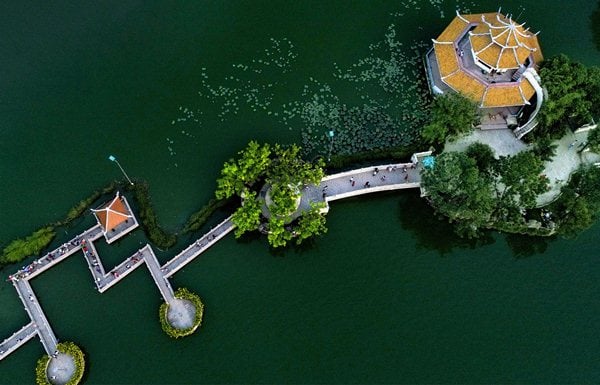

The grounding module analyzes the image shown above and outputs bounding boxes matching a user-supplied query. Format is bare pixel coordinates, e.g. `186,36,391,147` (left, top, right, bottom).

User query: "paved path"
141,246,174,303
162,216,235,279
444,128,528,157
0,322,37,359
321,162,422,202
13,279,57,354
536,129,600,206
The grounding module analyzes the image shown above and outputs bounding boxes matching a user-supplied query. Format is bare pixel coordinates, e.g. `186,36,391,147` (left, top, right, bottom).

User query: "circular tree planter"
35,342,85,385
260,183,302,221
159,287,204,338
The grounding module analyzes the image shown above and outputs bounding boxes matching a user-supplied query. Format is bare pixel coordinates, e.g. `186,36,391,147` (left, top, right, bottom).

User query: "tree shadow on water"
591,1,600,51
504,233,555,259
397,193,494,256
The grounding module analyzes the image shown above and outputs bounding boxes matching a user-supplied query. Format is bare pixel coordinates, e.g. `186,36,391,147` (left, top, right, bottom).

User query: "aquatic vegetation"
297,24,432,158
132,182,177,249
197,38,297,121
1,227,56,267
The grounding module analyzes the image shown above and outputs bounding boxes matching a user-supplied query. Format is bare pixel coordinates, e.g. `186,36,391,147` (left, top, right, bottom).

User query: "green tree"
215,141,271,199
268,144,325,186
584,127,600,154
493,151,549,220
536,55,599,139
465,142,496,175
532,136,558,162
421,152,495,238
267,217,292,248
421,92,478,144
295,203,328,245
231,189,263,237
552,188,593,237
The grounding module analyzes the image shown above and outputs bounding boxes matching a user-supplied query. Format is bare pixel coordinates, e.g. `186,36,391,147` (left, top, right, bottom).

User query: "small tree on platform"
216,141,327,248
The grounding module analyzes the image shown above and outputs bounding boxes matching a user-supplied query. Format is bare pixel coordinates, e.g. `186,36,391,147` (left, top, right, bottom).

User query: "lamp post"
327,130,335,161
108,155,134,185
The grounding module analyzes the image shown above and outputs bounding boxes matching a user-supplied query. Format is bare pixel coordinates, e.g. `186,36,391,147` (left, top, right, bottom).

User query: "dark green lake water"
1,1,599,383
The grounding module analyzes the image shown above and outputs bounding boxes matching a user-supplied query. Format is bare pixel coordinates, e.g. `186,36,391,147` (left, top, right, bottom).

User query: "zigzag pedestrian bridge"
0,153,430,374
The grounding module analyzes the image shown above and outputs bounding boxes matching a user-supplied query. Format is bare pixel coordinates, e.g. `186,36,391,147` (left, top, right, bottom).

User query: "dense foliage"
219,141,328,248
1,227,56,267
584,127,600,154
294,202,328,245
159,288,204,338
421,93,478,145
422,145,550,238
215,141,272,199
422,151,495,238
231,189,262,237
550,165,600,237
536,55,600,139
35,355,51,385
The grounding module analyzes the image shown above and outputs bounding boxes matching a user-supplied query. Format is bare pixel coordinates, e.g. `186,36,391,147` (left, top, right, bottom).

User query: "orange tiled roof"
481,78,536,108
433,43,459,77
93,194,132,231
468,13,542,70
444,71,486,101
431,11,543,108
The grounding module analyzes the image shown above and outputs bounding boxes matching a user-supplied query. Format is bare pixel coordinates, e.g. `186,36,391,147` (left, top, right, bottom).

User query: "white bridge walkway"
1,154,429,363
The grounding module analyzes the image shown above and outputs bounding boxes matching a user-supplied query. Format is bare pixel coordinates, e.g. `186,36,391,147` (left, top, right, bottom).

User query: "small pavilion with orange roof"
91,191,139,243
425,9,545,138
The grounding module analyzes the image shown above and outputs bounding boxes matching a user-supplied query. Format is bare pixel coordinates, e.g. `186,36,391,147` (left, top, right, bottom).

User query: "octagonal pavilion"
425,10,545,138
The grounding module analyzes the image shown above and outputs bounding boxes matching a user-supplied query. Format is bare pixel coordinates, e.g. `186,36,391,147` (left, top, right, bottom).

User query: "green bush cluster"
1,227,56,267
159,287,204,338
132,182,177,249
35,342,85,385
35,355,51,385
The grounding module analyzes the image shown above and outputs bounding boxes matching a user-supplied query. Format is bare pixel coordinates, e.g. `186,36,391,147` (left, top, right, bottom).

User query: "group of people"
346,163,417,190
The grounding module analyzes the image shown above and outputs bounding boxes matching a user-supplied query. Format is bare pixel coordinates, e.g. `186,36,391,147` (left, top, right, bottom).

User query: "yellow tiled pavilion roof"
469,13,543,70
431,11,543,108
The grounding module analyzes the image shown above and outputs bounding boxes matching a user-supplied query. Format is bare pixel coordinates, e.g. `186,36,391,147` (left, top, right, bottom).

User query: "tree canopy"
422,151,495,237
218,141,328,248
422,145,549,238
536,55,599,139
550,165,600,237
421,92,479,145
215,141,272,199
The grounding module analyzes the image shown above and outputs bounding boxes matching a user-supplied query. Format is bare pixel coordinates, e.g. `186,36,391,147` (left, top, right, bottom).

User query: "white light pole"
327,130,335,161
108,155,134,185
